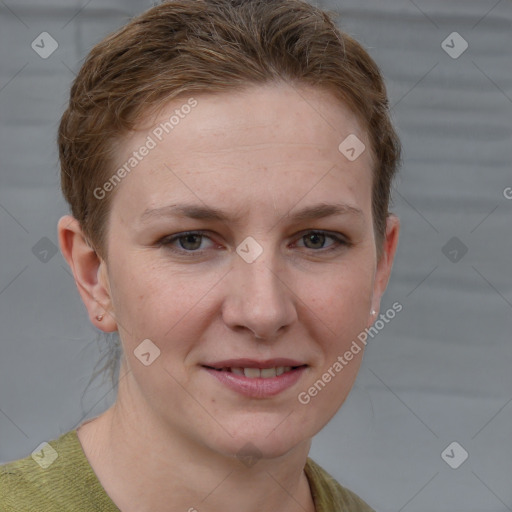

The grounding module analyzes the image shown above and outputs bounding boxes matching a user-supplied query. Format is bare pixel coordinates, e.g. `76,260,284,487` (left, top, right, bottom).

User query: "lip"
202,361,308,398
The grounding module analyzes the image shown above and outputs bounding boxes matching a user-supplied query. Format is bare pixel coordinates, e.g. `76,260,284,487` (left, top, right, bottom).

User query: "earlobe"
57,215,117,332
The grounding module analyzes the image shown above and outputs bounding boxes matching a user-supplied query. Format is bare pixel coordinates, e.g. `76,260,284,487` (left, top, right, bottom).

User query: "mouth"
203,365,307,378
201,359,308,398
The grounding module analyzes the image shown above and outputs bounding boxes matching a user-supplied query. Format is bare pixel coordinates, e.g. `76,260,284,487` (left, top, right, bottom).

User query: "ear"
368,214,400,324
57,215,117,332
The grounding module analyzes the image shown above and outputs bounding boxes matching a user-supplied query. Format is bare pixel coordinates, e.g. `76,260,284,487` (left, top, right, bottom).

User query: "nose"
221,247,298,341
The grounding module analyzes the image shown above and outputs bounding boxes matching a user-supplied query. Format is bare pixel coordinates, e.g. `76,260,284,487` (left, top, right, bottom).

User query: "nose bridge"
241,250,281,302
224,239,296,338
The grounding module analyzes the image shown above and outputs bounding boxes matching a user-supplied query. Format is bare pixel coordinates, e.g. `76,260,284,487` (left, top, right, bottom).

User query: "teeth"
229,366,294,378
260,367,277,378
243,367,261,378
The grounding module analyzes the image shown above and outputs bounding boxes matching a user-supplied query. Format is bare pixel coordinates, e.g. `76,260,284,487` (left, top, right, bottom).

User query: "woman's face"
95,83,398,459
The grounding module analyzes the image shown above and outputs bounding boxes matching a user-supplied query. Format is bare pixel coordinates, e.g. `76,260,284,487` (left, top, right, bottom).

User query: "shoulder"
0,430,99,512
305,457,375,512
0,443,51,511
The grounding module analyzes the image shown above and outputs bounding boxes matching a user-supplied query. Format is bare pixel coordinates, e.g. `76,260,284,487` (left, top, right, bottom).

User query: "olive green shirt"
0,430,374,511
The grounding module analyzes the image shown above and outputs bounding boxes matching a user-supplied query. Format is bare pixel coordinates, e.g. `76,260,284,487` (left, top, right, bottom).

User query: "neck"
77,370,316,512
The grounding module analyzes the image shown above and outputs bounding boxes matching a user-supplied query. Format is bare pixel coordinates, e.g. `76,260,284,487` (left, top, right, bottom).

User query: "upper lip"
202,358,307,369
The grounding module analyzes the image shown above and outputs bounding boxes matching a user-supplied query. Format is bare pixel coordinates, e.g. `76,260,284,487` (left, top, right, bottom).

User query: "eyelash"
157,230,350,257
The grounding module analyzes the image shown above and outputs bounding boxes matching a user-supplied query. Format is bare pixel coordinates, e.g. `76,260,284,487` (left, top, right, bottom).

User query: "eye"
158,229,349,257
294,230,348,252
158,231,216,254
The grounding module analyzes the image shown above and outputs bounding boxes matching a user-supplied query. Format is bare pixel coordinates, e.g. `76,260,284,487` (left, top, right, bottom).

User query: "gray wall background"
0,1,511,511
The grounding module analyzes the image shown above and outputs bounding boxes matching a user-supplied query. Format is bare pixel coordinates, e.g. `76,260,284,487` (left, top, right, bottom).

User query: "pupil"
305,233,324,249
181,234,202,250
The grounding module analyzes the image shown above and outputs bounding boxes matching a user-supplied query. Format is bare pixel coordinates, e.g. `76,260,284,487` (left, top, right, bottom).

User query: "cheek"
303,267,373,398
300,262,374,337
108,244,375,350
108,258,223,344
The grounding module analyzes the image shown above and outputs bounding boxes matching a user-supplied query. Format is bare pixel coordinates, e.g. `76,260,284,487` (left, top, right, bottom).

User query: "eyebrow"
139,202,364,224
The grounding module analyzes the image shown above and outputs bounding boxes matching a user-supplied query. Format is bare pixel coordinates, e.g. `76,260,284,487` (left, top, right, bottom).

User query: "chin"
206,414,314,463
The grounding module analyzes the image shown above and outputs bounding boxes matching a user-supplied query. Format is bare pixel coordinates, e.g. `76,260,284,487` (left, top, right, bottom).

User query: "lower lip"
202,366,307,398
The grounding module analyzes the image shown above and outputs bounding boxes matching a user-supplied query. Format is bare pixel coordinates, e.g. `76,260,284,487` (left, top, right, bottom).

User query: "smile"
207,366,301,378
202,364,308,398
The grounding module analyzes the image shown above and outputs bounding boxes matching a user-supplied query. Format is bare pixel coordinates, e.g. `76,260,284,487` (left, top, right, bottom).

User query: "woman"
0,0,400,510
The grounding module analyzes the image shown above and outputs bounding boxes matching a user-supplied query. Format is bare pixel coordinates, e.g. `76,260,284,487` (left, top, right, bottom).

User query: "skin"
58,82,399,512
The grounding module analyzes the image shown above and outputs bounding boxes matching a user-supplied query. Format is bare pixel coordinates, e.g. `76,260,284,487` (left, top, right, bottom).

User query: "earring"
371,309,376,316
96,314,104,321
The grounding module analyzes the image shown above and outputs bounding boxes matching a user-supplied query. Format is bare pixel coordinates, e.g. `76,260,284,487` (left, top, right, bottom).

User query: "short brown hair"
59,0,401,262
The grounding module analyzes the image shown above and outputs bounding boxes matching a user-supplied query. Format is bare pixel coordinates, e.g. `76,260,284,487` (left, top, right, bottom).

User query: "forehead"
108,83,374,221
